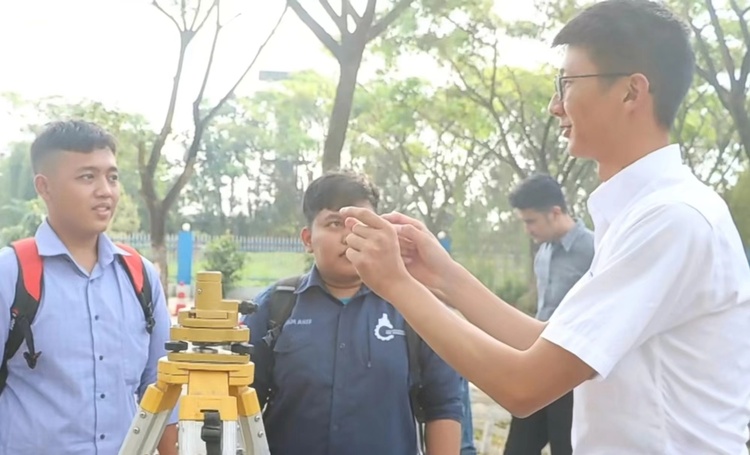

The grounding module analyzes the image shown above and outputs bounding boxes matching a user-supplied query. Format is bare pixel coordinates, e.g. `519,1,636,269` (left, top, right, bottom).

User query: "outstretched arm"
383,212,544,350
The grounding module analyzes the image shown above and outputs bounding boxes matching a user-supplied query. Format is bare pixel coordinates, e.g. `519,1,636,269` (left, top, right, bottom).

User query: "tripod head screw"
165,341,188,352
238,300,259,315
230,342,254,356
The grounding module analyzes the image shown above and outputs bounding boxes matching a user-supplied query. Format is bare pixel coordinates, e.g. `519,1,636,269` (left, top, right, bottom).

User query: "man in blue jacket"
245,170,463,455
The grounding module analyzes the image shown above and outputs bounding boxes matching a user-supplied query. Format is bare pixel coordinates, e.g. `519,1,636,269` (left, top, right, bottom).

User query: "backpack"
0,237,155,395
260,275,427,450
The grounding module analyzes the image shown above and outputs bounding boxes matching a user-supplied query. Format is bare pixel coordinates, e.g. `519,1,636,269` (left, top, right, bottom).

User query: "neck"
46,217,99,259
597,127,670,181
319,272,362,299
554,215,576,241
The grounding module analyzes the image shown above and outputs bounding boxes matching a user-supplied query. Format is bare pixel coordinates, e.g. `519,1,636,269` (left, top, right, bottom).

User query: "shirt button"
339,343,345,349
94,315,99,321
99,355,104,361
100,434,105,440
100,393,105,399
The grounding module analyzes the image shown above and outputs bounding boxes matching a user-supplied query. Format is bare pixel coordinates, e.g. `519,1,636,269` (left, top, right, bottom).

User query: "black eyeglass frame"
554,73,631,99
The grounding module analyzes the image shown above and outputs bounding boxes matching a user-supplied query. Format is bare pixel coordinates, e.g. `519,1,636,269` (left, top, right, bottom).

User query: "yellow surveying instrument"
118,271,269,455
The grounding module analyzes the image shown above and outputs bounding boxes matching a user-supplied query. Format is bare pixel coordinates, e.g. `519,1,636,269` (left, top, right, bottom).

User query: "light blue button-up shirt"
0,221,175,454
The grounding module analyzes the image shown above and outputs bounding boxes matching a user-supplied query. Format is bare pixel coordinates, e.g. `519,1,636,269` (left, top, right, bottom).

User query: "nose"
548,93,564,118
94,177,114,198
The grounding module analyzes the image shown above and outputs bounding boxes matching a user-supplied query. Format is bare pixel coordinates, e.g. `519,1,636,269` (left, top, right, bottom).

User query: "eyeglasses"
554,73,631,99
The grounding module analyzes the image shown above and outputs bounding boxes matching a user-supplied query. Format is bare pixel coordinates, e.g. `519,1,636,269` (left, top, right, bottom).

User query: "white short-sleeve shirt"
541,144,750,454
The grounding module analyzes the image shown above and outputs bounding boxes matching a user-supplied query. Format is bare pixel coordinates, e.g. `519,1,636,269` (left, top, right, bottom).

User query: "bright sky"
0,0,554,153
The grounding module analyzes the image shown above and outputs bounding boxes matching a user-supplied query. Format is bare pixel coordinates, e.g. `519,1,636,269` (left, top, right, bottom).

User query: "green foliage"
109,192,141,234
0,198,46,244
727,167,750,247
202,233,247,294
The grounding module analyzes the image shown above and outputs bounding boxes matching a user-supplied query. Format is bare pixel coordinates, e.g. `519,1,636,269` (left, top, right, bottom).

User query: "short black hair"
302,170,380,225
509,174,568,213
30,120,117,173
552,0,695,128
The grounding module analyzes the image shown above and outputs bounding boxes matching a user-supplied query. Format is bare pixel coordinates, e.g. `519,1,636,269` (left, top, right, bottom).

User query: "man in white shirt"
336,0,750,453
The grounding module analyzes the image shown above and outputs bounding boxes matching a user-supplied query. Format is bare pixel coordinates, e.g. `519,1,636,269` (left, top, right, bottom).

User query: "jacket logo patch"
374,313,405,341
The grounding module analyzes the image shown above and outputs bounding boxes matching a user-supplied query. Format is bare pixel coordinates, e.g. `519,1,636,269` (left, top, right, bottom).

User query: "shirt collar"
296,264,372,298
34,218,125,266
558,219,586,252
587,144,683,231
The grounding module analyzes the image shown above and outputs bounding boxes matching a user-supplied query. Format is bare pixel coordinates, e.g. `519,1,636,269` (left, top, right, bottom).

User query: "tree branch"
288,0,341,60
368,0,414,41
704,0,737,89
161,5,289,211
192,0,222,130
153,0,182,31
319,0,346,35
343,0,361,28
729,0,750,87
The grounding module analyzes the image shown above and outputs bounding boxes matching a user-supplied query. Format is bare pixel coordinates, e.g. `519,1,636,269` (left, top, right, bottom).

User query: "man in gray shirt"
504,174,594,455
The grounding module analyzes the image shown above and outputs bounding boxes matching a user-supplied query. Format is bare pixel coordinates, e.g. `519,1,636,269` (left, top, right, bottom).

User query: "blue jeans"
460,377,477,455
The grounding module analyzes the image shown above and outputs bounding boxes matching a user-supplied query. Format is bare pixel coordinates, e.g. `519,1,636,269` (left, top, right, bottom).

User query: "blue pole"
438,233,452,254
177,225,194,285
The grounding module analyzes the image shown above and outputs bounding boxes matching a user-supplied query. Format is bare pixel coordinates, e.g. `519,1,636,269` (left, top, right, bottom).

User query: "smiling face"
548,46,631,162
35,148,120,238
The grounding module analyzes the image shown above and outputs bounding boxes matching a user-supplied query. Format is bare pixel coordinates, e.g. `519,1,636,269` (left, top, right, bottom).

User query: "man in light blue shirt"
0,120,177,454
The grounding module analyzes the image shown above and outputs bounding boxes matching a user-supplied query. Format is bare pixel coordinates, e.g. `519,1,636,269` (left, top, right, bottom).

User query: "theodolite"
118,271,268,455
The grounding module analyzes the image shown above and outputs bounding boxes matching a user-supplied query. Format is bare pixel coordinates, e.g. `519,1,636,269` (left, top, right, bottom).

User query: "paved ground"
469,383,551,454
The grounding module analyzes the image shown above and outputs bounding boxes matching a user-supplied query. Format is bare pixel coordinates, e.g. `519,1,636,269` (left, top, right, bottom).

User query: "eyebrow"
322,213,343,221
75,166,119,173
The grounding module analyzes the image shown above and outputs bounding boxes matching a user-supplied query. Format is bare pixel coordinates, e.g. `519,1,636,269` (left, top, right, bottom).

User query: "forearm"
383,279,533,416
425,419,461,455
440,262,545,350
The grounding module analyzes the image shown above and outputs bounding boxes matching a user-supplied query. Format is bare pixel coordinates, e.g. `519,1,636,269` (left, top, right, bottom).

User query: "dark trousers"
503,391,573,455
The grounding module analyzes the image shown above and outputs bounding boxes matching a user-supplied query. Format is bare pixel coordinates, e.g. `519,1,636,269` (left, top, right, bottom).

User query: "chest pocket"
272,322,333,391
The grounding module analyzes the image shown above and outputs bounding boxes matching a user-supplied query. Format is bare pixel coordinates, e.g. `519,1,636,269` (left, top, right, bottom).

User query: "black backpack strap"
1,238,44,395
115,244,155,335
259,275,302,411
406,322,426,451
262,275,302,350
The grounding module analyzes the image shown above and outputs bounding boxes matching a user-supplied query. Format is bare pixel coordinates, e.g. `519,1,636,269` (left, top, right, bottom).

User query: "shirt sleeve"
0,247,18,364
243,286,274,409
137,259,179,425
417,336,464,422
541,202,714,380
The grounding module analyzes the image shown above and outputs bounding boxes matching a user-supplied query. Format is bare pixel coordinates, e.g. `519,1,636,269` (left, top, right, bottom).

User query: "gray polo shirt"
534,219,595,321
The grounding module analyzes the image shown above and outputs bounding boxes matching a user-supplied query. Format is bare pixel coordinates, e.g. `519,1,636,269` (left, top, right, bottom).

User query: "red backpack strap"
115,243,155,334
11,238,43,301
1,238,44,395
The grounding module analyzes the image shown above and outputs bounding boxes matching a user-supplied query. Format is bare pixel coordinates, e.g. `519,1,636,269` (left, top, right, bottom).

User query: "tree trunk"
322,57,363,171
730,96,750,162
149,206,169,293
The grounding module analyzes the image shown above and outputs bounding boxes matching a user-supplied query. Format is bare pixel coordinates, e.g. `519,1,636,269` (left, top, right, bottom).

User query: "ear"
33,174,52,202
623,73,650,107
300,226,313,253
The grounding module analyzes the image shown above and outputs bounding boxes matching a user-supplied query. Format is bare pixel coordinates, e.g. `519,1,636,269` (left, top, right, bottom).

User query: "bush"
202,233,246,295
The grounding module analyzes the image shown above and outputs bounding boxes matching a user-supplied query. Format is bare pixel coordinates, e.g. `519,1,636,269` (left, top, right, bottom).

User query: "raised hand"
339,206,414,299
381,211,457,293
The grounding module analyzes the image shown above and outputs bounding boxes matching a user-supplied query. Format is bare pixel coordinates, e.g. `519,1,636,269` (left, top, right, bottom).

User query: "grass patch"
168,252,309,287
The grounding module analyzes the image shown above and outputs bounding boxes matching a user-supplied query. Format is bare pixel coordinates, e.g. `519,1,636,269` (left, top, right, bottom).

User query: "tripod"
119,271,269,455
